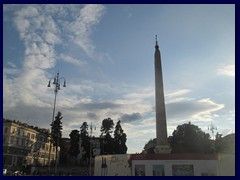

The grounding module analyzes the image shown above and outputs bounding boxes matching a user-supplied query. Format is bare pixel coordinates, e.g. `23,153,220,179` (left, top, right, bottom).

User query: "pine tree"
100,118,114,154
80,122,90,160
69,130,80,160
50,111,63,164
114,120,127,154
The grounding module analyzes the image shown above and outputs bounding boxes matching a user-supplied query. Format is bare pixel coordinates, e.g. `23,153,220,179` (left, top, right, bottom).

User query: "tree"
50,111,63,164
69,130,80,161
59,138,69,165
100,118,114,154
170,122,213,153
100,118,114,136
80,122,90,161
143,138,157,154
114,120,127,154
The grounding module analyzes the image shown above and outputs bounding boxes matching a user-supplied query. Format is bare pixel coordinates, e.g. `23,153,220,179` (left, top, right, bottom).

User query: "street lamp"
208,122,217,140
47,71,66,174
89,122,100,176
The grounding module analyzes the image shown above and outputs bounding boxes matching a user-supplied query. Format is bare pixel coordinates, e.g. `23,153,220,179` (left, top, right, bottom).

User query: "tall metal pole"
47,72,66,174
89,122,92,176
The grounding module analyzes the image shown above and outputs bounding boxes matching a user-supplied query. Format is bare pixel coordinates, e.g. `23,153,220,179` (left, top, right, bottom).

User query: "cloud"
7,61,17,68
4,4,108,114
59,54,86,67
79,100,121,111
124,88,154,100
67,4,106,58
217,65,235,77
166,89,191,98
87,112,98,120
120,113,143,123
166,97,224,123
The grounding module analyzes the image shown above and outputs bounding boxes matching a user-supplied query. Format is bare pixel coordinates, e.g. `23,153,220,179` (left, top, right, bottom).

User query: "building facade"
3,119,58,169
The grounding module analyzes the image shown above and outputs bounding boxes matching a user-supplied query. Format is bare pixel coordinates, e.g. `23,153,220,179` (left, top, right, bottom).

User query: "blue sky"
3,4,235,153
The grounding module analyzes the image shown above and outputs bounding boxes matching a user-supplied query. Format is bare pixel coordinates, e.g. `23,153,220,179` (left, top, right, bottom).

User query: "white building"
94,153,235,176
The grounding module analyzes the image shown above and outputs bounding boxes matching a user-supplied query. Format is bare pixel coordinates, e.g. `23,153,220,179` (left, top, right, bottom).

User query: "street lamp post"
89,122,97,176
89,122,93,176
47,71,66,174
208,122,217,140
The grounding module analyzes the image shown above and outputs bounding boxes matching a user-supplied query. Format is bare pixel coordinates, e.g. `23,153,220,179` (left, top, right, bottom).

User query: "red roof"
129,153,218,161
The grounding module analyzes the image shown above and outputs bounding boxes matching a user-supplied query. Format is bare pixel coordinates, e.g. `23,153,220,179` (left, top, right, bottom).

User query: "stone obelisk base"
154,144,171,154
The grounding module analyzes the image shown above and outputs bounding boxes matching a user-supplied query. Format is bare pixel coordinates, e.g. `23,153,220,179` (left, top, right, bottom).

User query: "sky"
3,4,235,154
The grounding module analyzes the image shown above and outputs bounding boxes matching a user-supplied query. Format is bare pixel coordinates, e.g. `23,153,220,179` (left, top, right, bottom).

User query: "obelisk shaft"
155,42,168,145
154,37,171,153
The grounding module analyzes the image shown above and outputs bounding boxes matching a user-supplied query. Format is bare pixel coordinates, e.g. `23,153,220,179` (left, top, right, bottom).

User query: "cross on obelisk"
154,35,171,154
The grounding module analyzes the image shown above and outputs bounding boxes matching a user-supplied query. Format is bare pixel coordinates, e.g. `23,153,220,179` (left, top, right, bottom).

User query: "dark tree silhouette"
100,118,114,154
50,111,63,163
143,138,157,154
170,122,213,153
100,118,114,135
114,120,127,154
69,129,80,161
59,138,69,165
80,122,90,160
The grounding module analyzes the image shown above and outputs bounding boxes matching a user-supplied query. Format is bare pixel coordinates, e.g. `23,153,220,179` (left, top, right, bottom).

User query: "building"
94,153,235,176
3,118,58,169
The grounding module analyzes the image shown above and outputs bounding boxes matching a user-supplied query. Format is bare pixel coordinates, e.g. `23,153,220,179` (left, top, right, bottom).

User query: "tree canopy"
80,122,90,160
170,122,213,153
100,118,114,137
69,129,80,158
114,120,127,154
50,111,63,147
143,122,214,154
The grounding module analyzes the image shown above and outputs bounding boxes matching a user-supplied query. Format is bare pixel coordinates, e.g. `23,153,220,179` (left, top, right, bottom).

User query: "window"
172,164,194,176
17,129,20,135
27,133,30,138
21,139,25,146
16,137,20,145
10,137,14,144
31,134,35,139
12,128,16,134
26,140,29,146
4,127,8,134
153,165,165,176
135,165,146,176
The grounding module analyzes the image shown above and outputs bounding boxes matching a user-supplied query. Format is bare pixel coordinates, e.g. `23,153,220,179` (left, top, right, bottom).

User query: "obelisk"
154,35,171,154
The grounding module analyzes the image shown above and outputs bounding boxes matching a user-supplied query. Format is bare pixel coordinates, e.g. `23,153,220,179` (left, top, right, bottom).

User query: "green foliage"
69,129,80,158
100,118,114,154
100,118,114,136
143,138,157,154
59,138,69,164
80,122,90,160
170,122,213,153
215,133,235,154
80,122,89,138
50,111,63,147
114,120,127,154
